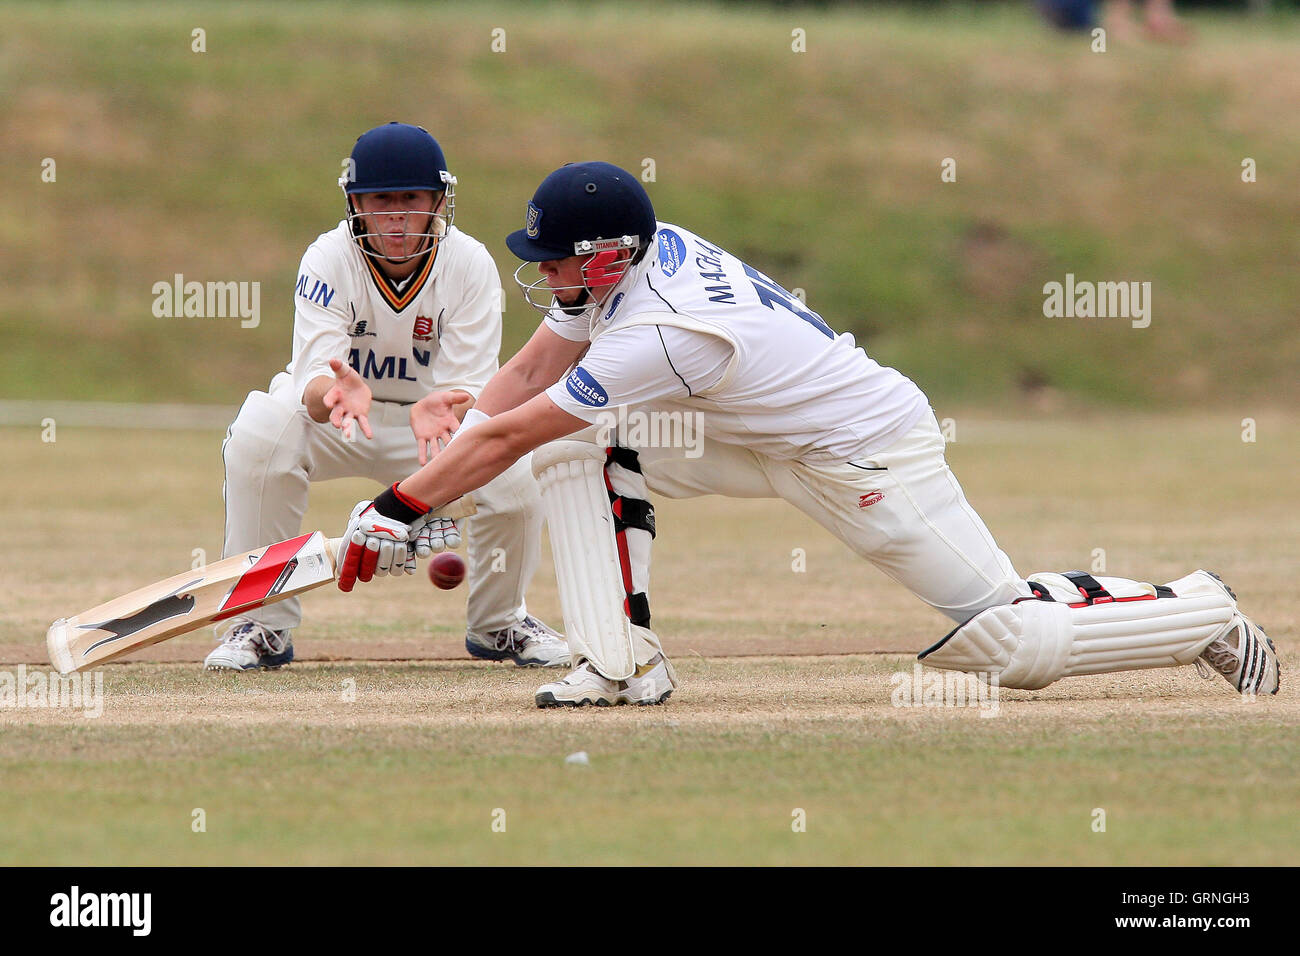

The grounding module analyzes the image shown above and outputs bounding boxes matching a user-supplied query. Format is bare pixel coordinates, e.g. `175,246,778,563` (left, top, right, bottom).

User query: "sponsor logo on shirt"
348,319,376,338
348,348,425,382
296,273,335,308
565,367,609,407
412,313,437,343
602,292,624,323
658,229,686,277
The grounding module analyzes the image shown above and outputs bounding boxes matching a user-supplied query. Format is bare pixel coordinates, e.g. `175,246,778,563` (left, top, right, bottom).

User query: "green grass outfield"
3,1,1299,409
1,411,1295,865
4,659,1298,866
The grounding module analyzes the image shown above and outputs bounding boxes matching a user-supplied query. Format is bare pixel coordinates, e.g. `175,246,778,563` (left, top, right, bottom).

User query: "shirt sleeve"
544,323,733,423
289,242,353,404
542,306,593,342
428,243,503,400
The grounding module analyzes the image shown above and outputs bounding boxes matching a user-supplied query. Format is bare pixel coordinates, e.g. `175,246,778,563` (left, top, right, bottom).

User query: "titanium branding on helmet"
565,367,609,407
658,230,686,277
603,292,625,323
526,202,543,239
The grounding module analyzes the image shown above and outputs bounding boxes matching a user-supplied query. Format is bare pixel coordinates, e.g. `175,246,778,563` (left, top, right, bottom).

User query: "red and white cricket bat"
46,496,475,675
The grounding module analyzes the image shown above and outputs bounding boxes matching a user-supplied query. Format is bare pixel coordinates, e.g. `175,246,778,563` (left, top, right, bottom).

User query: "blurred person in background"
1038,0,1191,41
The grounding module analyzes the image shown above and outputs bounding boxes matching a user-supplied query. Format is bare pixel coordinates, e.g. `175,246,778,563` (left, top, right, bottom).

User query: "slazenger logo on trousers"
50,886,151,936
858,491,885,508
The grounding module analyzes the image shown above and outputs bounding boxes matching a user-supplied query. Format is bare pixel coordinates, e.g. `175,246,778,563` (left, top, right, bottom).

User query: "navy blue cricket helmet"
506,161,656,263
339,122,457,262
507,162,657,314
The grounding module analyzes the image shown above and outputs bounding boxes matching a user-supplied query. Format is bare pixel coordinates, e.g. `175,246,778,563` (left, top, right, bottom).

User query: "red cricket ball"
427,551,466,590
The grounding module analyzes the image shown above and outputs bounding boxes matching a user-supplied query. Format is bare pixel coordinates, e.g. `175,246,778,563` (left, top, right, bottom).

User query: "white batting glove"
412,515,461,557
337,500,414,591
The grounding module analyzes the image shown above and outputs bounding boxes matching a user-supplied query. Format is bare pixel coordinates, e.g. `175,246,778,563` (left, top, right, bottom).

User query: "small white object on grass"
564,751,589,766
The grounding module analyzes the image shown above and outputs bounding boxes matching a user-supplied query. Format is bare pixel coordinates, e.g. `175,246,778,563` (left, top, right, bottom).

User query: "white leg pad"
532,440,637,681
919,570,1237,689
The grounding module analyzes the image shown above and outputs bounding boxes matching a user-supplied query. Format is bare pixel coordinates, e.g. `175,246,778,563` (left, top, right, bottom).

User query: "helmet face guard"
512,235,640,316
341,171,456,263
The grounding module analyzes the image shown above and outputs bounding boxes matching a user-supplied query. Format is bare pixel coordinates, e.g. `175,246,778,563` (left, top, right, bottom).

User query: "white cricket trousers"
220,384,543,634
626,409,1029,629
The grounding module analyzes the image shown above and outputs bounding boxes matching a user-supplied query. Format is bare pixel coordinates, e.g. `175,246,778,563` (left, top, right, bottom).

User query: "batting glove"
337,484,431,591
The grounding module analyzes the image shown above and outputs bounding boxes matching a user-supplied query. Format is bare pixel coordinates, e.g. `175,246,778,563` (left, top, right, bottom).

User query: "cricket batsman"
208,123,567,671
333,161,1279,706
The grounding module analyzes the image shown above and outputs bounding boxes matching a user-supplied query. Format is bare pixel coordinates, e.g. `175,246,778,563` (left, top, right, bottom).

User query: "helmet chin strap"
557,289,593,316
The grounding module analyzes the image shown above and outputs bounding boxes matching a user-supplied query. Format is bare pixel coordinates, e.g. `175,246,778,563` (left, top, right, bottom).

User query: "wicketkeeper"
210,124,567,671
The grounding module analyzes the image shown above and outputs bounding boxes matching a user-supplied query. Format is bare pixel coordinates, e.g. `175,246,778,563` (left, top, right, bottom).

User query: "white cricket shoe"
535,654,678,708
466,615,569,668
1197,616,1280,696
204,620,294,671
1193,572,1280,696
621,654,679,705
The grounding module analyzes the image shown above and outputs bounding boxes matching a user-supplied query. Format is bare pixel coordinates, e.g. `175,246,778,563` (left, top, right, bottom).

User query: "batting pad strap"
610,495,656,538
921,571,1237,690
626,592,651,628
1022,572,1156,606
1060,570,1111,603
605,445,644,473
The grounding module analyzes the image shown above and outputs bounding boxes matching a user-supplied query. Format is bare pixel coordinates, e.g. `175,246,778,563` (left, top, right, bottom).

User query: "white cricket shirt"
544,221,929,462
272,222,503,405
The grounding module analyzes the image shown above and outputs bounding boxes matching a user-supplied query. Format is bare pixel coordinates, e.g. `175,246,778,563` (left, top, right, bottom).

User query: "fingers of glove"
414,522,436,558
357,539,380,583
375,538,398,575
338,538,365,592
426,518,454,554
442,519,461,551
401,546,418,575
386,539,409,576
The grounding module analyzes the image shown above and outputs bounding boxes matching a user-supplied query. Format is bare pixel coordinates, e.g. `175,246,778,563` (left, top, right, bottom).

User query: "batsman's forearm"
397,424,525,510
473,362,547,417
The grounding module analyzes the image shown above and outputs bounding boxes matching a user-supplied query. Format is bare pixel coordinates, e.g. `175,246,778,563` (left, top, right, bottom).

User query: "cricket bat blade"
44,493,475,674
